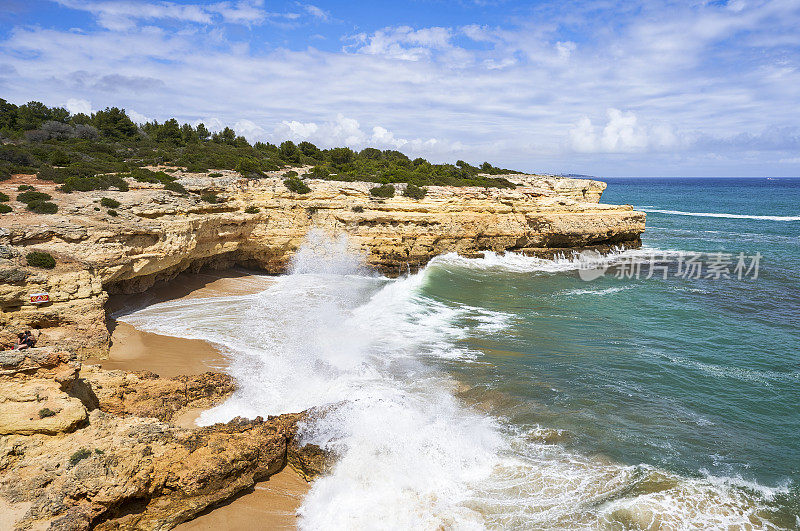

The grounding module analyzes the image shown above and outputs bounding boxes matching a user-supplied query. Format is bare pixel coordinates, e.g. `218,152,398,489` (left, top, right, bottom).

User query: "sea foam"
117,234,785,529
640,208,800,221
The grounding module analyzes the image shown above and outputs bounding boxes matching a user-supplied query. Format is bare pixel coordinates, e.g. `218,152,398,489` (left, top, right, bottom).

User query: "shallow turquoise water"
420,177,800,523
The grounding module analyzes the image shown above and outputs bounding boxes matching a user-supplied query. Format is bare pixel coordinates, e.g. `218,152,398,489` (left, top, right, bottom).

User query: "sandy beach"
92,269,310,530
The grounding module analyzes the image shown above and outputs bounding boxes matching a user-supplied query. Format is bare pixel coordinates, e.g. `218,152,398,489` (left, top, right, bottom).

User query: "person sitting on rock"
23,330,37,349
14,333,29,350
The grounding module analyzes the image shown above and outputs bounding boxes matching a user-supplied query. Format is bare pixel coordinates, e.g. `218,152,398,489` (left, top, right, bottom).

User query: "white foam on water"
117,234,788,529
641,208,800,221
426,246,674,275
562,285,636,296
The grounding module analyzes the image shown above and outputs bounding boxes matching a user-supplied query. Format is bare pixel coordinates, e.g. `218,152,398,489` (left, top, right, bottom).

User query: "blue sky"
1,0,799,177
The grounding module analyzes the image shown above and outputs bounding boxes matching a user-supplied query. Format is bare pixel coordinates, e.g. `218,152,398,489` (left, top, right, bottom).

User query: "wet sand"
92,269,310,530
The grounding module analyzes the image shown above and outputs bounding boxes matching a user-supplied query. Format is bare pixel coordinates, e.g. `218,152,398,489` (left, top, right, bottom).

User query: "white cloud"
65,98,91,115
51,0,318,30
350,26,455,62
272,114,455,155
234,118,266,137
555,41,576,59
54,0,213,30
569,109,678,153
300,4,330,21
5,0,800,176
128,110,151,124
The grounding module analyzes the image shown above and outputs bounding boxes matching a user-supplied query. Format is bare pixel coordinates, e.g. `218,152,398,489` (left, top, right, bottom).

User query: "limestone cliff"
0,169,645,356
0,349,327,530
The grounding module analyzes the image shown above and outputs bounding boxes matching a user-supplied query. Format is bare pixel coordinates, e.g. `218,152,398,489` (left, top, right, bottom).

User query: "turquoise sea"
120,177,800,529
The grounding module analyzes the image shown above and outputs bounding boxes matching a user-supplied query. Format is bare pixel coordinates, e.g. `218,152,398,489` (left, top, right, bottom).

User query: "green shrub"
351,205,364,213
244,205,260,214
236,158,263,176
201,193,219,203
284,176,310,194
208,172,223,177
100,197,120,208
49,150,70,166
0,192,8,202
17,185,34,191
308,166,329,179
38,407,56,418
26,251,56,269
403,184,427,200
60,174,129,193
284,170,298,178
27,201,58,214
17,190,52,203
370,184,395,198
163,180,187,194
108,209,118,217
0,204,11,214
69,448,91,467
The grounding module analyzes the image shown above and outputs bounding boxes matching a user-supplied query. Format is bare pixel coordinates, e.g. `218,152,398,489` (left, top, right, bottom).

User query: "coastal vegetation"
369,184,395,198
0,99,519,194
25,251,56,269
284,175,311,194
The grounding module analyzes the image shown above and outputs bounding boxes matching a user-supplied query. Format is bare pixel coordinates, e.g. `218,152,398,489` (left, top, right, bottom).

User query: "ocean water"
118,178,800,529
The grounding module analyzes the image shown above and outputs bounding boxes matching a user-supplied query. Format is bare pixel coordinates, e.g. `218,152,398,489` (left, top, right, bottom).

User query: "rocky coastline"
0,169,645,529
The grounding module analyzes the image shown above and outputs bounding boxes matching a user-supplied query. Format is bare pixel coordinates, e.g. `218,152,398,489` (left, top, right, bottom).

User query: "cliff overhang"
0,171,645,356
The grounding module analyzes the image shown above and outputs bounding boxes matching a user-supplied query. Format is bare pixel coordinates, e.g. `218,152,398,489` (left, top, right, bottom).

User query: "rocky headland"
0,168,645,529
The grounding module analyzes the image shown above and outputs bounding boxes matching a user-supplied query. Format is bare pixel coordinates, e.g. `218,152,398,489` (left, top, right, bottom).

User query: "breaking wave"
641,208,800,221
117,233,790,529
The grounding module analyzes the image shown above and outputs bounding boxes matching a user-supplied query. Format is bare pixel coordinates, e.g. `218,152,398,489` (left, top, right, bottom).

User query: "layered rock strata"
0,349,325,530
0,169,645,356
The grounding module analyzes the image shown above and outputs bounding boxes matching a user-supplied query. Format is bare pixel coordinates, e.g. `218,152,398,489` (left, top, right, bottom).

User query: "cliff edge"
0,169,645,356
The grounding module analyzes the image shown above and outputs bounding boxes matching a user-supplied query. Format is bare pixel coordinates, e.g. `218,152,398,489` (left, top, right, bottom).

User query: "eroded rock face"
0,171,645,355
0,351,325,531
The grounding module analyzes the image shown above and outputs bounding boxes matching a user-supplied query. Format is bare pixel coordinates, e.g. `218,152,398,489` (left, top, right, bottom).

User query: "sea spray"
117,235,790,529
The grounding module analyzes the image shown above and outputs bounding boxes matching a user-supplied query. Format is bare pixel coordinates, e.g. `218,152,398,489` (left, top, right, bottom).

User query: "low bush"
0,192,8,202
0,204,11,214
100,197,120,208
403,184,427,200
69,448,91,467
38,408,56,418
284,176,310,194
130,167,174,184
308,166,329,179
208,172,223,177
26,251,56,269
283,170,298,178
236,158,263,177
369,184,395,198
201,193,219,203
49,150,70,165
352,205,364,213
107,209,118,217
17,184,34,191
17,190,52,203
244,205,260,214
163,180,187,194
61,174,129,193
27,200,58,214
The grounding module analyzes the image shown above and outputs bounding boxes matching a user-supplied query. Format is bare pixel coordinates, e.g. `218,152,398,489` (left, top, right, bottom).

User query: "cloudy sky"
1,0,799,177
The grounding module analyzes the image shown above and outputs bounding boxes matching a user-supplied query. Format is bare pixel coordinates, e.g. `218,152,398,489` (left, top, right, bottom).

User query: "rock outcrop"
0,169,645,356
0,348,325,530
